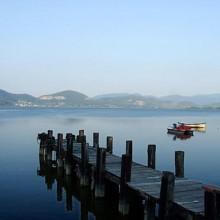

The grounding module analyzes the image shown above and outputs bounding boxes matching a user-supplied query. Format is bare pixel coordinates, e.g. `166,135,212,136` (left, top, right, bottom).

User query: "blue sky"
0,0,220,97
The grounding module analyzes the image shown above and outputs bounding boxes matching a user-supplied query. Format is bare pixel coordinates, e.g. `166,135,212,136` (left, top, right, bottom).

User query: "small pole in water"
148,144,156,169
175,151,184,178
106,136,113,154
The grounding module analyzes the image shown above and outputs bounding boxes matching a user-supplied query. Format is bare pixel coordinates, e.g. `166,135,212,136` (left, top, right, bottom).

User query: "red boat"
167,123,193,135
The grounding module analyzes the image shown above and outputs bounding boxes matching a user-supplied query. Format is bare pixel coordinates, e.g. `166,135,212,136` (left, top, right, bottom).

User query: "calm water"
0,108,220,220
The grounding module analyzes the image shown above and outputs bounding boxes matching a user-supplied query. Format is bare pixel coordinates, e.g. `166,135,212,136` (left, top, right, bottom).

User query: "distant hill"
0,89,220,109
160,94,220,105
39,90,88,107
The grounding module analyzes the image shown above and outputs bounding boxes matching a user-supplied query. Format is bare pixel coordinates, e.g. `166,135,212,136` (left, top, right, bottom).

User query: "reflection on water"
37,154,142,220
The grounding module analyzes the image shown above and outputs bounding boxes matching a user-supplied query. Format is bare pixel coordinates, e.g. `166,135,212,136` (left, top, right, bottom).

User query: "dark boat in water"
167,123,194,135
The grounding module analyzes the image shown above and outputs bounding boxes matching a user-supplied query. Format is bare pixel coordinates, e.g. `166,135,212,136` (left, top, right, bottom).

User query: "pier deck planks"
70,142,205,215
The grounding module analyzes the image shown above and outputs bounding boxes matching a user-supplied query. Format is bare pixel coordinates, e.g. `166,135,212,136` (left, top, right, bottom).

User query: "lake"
0,108,219,220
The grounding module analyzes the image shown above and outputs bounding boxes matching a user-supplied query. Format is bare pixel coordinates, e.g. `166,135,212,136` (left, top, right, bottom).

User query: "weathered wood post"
158,171,175,220
47,130,55,161
93,132,99,148
95,147,106,198
80,135,89,186
119,154,132,216
57,133,64,168
38,132,48,158
48,130,53,139
204,186,218,220
175,151,184,178
126,140,133,161
148,144,156,169
106,136,113,154
65,133,73,176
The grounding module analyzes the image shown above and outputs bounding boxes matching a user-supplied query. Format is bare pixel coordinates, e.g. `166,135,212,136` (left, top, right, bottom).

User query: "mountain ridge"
0,89,220,109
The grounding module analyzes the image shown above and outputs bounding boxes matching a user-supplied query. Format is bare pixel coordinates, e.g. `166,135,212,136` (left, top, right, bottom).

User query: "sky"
0,0,220,97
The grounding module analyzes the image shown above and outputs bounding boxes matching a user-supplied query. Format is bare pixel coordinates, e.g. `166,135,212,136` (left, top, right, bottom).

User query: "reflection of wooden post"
148,145,156,169
93,132,99,148
65,176,73,211
175,151,184,178
57,168,63,202
159,171,175,220
106,136,113,154
95,148,106,198
119,154,132,216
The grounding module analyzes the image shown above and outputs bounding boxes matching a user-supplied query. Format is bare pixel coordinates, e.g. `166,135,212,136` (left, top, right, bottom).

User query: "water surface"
0,108,219,219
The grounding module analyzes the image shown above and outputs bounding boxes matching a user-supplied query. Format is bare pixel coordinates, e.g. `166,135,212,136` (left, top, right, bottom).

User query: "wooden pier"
37,130,220,220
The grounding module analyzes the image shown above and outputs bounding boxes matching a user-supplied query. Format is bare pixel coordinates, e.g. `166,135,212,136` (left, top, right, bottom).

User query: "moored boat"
178,122,206,128
167,123,194,135
167,128,193,135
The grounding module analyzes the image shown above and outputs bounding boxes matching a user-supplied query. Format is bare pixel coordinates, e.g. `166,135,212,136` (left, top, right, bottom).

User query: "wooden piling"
119,154,132,216
79,129,84,136
106,136,113,154
57,133,63,159
148,144,156,169
80,137,89,186
93,132,99,148
158,171,175,220
126,140,133,161
95,147,106,198
48,130,53,139
204,187,217,220
175,151,184,178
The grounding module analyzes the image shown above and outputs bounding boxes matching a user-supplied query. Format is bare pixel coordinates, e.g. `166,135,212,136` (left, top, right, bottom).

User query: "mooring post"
119,154,132,216
48,130,53,139
79,129,84,136
175,151,184,178
126,140,133,161
106,136,113,154
65,133,73,176
80,136,89,186
148,144,156,169
204,186,218,220
158,171,175,220
95,147,106,198
93,132,99,148
57,133,64,168
143,197,156,220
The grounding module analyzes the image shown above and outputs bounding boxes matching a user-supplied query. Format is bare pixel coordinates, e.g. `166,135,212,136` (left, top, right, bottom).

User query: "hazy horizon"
1,1,220,97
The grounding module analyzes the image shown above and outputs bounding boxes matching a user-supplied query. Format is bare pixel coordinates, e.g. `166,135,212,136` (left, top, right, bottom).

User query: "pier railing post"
159,171,175,220
65,133,73,176
93,132,99,148
106,136,113,154
119,154,132,216
148,144,156,169
95,147,106,198
80,135,89,186
175,151,184,178
57,133,64,168
204,186,218,220
126,140,133,161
